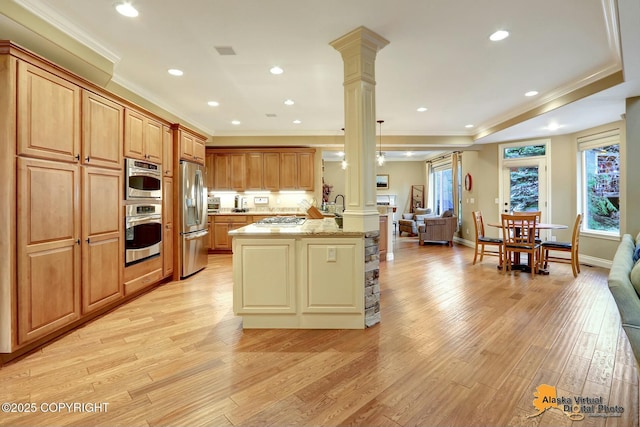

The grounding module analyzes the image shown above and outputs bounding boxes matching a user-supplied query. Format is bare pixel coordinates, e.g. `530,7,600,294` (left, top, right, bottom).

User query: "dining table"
486,221,568,274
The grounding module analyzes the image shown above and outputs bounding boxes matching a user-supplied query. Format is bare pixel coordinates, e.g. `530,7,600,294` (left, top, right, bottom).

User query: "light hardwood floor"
0,237,637,426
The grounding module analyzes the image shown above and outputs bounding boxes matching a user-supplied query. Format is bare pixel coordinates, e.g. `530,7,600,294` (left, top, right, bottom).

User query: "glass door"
501,158,548,230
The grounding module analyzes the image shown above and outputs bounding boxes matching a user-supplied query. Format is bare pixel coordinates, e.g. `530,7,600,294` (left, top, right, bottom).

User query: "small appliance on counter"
233,195,248,212
207,196,220,213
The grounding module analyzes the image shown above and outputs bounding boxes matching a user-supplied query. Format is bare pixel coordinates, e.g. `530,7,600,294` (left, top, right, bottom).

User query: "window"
433,166,453,216
578,130,620,234
503,144,546,159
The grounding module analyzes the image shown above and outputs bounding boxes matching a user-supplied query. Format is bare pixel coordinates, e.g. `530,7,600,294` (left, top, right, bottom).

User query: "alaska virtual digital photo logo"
527,384,625,421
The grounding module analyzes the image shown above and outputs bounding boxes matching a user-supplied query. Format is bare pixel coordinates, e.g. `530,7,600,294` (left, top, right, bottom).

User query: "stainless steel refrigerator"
180,160,208,278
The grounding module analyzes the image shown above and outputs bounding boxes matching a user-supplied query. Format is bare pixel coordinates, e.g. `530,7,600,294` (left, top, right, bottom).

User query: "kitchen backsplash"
208,191,316,212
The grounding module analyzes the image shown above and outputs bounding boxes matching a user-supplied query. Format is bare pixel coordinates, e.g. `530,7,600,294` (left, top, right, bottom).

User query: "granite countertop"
208,210,304,216
228,218,363,237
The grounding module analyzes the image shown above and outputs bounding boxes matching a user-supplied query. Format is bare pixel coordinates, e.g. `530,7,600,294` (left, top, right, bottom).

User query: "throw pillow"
441,209,454,218
402,213,414,220
631,259,640,290
415,214,428,222
634,243,640,263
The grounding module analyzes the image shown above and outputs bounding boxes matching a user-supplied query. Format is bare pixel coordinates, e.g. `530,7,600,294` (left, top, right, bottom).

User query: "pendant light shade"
377,120,385,166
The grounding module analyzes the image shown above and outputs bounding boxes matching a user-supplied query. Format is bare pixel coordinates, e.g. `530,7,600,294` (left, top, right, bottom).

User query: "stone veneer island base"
229,218,380,329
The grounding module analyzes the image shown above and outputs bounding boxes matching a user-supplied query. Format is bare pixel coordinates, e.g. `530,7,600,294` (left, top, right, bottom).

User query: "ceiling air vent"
214,46,236,56
265,113,277,118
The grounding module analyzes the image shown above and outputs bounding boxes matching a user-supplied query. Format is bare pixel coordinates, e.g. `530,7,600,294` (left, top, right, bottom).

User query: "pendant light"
377,120,385,166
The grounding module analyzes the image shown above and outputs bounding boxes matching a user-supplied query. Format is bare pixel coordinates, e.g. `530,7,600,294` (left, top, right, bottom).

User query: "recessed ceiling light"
525,90,539,97
546,123,560,131
270,66,284,75
284,99,295,106
416,107,428,112
168,69,183,76
231,120,241,125
489,30,509,41
207,101,220,107
405,152,413,157
115,2,138,17
337,151,345,157
292,120,302,124
465,124,474,128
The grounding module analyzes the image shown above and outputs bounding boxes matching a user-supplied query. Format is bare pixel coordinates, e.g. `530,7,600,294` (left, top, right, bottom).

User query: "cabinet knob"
75,154,80,161
85,156,90,162
76,239,81,245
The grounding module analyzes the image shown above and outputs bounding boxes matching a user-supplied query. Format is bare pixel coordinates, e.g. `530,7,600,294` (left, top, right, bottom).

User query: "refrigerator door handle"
184,230,209,240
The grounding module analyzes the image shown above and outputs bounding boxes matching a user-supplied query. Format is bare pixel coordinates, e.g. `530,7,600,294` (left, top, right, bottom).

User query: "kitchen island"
229,218,369,329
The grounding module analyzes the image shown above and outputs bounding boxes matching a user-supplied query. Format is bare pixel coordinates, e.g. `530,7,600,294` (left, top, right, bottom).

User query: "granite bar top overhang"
228,218,364,237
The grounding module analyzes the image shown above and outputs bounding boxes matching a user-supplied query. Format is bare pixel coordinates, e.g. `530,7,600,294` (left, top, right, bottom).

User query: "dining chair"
472,211,503,266
540,214,583,277
501,213,542,276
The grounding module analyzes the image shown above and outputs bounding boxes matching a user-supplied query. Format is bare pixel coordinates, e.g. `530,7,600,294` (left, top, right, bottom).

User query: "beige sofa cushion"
632,260,640,291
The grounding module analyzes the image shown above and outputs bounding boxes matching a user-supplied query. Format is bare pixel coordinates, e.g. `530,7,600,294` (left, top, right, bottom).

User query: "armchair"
398,208,431,236
418,210,458,246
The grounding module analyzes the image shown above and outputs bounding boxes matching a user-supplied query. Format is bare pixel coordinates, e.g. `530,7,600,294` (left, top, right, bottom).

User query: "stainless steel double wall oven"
124,159,162,266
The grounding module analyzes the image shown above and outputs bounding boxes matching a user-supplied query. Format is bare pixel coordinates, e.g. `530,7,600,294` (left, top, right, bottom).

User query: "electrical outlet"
550,236,557,241
327,247,336,262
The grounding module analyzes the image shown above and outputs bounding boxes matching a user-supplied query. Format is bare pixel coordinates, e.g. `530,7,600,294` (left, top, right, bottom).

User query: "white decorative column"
331,27,389,327
330,26,389,233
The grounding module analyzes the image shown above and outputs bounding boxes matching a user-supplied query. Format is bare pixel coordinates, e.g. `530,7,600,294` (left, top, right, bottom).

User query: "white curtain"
451,152,460,230
424,161,432,212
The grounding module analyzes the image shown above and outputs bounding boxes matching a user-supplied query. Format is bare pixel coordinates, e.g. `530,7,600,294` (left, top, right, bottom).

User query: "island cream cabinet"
231,228,365,329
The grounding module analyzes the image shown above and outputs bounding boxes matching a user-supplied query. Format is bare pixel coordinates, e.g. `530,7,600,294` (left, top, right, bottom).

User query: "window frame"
577,130,621,238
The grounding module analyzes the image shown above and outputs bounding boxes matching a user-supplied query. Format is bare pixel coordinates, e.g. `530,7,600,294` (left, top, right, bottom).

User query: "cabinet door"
246,152,264,190
263,152,280,190
193,139,206,165
279,152,297,189
17,158,81,344
205,152,215,190
82,90,123,169
213,223,231,249
145,118,163,164
213,154,231,190
17,61,81,163
230,153,246,190
297,152,315,190
180,131,195,161
162,125,173,177
163,176,174,278
82,167,123,314
124,108,145,160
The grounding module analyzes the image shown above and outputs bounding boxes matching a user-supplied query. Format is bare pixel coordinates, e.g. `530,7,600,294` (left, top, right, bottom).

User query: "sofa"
607,232,640,364
418,211,458,247
398,208,431,236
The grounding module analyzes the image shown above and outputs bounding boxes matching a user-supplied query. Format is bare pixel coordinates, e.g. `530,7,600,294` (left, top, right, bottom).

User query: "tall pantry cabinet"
0,42,124,353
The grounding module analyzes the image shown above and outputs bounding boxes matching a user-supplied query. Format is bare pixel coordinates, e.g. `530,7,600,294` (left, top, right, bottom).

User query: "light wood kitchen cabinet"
174,124,206,165
163,176,174,278
230,153,246,190
263,152,280,190
124,108,163,164
82,90,123,169
207,148,314,191
162,125,173,177
17,60,81,163
279,151,315,190
82,167,123,314
297,152,315,190
213,153,231,190
17,157,81,344
211,215,248,251
245,152,263,190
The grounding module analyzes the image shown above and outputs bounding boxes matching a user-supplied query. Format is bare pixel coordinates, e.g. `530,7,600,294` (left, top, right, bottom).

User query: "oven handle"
184,230,209,240
129,169,161,179
126,216,162,224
